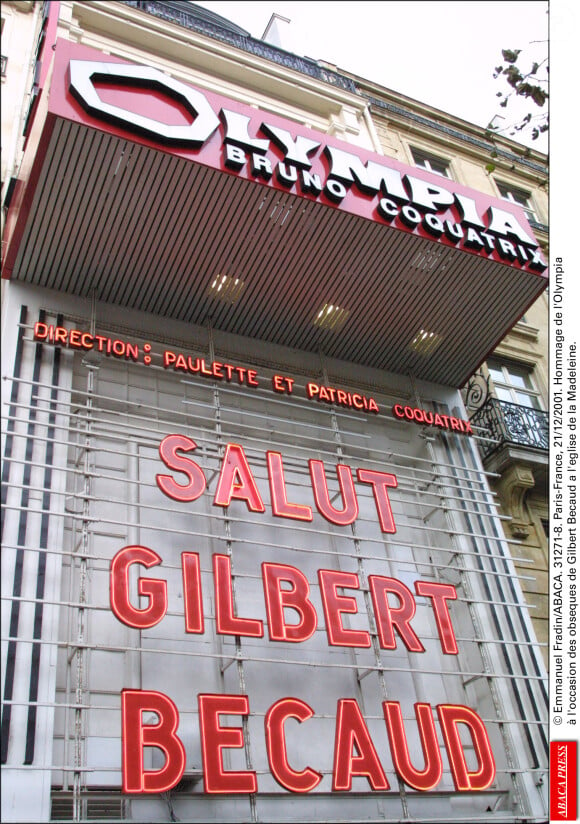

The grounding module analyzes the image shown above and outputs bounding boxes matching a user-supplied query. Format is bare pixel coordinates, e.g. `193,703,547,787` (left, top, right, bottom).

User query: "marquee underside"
6,116,546,387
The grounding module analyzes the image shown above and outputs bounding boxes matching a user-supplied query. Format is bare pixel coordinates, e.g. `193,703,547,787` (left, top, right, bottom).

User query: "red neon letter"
309,461,358,526
181,552,204,634
368,576,425,652
156,434,206,502
213,443,265,512
356,468,397,533
332,699,389,791
110,546,167,629
213,554,263,637
267,451,313,521
265,698,322,792
318,569,370,648
121,690,185,793
415,581,458,654
198,693,257,793
437,704,496,791
383,702,442,791
262,562,318,642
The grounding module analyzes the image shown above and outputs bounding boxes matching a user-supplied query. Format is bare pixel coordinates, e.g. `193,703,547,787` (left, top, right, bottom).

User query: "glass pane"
495,386,512,402
515,390,541,409
506,364,533,389
429,157,449,176
487,363,504,383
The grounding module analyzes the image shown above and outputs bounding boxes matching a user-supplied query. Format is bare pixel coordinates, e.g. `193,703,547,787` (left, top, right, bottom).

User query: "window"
410,148,451,178
496,182,538,223
487,359,543,410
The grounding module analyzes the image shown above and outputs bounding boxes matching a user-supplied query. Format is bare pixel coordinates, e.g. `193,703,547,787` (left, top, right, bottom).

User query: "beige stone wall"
1,1,41,194
362,80,549,664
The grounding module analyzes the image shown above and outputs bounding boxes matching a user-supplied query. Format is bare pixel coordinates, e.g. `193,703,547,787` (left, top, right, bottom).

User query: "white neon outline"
356,468,398,533
110,545,167,629
383,701,442,791
368,575,425,652
318,569,371,648
308,460,359,526
332,699,389,791
437,704,496,791
265,697,322,792
181,552,204,634
213,554,264,638
121,689,186,794
415,580,459,655
156,433,206,502
262,562,317,643
213,442,266,512
266,451,313,522
198,693,257,794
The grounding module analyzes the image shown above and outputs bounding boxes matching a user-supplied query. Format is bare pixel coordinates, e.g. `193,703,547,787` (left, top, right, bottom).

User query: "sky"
195,0,551,152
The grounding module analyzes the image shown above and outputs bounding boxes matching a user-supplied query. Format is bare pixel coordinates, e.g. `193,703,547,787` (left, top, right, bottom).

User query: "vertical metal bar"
423,390,527,817
208,322,257,822
73,295,98,821
320,356,410,820
25,314,63,763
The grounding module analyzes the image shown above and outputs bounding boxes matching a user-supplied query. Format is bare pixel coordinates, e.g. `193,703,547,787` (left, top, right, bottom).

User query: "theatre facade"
1,4,549,822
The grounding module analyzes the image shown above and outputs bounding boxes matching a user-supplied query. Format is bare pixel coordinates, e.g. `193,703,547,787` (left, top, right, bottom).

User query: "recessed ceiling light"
313,303,350,332
206,274,245,304
410,328,443,356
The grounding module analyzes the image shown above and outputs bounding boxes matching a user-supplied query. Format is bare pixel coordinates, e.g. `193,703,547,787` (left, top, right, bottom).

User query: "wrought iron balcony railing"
121,1,357,93
470,398,549,460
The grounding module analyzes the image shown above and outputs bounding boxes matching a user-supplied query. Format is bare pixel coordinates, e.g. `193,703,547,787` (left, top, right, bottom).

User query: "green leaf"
502,48,521,64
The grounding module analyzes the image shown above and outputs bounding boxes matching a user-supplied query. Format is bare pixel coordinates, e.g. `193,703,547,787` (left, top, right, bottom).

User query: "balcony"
120,1,357,92
470,398,549,460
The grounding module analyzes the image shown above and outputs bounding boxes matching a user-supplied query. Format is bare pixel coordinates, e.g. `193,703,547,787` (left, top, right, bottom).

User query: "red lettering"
265,698,322,792
181,552,204,634
267,451,313,521
213,554,263,637
110,546,167,629
198,694,257,793
437,704,496,790
262,562,317,642
272,374,294,393
383,702,442,790
332,699,389,791
415,581,458,654
69,329,82,347
318,569,370,648
156,434,206,502
309,460,358,526
121,689,185,793
356,468,397,533
368,576,425,652
213,443,265,512
34,322,49,341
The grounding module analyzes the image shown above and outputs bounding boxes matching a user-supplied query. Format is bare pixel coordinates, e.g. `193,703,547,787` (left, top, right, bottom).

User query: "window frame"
495,181,539,224
486,358,544,410
410,147,452,179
